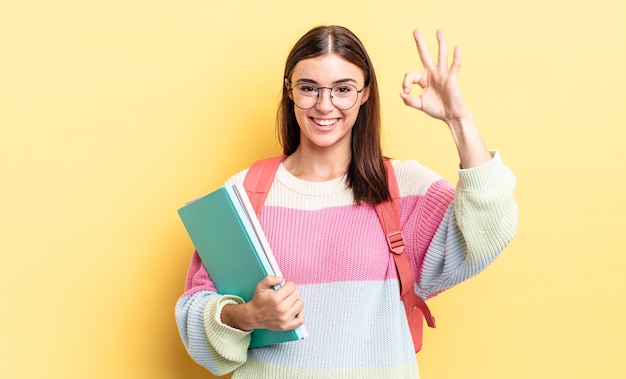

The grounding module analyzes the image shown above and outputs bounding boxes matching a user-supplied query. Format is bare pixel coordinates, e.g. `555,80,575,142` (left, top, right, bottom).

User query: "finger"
402,71,424,93
293,310,305,326
276,279,296,294
289,296,304,315
286,309,305,329
399,92,423,110
281,287,304,320
450,45,462,77
436,29,448,69
276,280,303,306
413,29,435,68
261,275,285,289
294,311,304,323
276,300,304,330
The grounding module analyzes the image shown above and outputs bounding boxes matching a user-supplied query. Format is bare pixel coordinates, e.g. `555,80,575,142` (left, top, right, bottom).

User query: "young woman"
176,25,518,378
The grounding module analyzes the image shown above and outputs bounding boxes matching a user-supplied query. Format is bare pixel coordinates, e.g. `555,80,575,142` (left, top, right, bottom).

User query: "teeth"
314,118,337,126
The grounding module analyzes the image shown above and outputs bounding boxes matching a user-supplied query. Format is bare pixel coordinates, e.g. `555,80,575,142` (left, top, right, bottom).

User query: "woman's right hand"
221,275,305,332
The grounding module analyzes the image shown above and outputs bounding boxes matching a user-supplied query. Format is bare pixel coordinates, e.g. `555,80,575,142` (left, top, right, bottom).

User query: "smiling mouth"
312,118,339,127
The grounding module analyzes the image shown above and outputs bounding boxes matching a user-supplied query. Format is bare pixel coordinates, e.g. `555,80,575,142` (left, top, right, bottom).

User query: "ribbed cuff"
457,150,515,192
204,295,251,362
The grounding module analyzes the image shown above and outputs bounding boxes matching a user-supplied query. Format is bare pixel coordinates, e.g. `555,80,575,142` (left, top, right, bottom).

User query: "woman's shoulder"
389,158,450,197
224,155,286,186
224,167,249,186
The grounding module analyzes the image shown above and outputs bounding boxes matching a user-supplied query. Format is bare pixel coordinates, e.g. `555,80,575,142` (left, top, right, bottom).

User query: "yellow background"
1,0,624,378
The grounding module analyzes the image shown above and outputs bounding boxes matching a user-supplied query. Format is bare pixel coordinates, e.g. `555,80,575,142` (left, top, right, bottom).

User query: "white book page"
232,183,284,279
233,182,309,339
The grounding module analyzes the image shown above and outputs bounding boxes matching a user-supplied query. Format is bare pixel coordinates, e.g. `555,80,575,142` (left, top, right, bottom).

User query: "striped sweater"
175,150,518,378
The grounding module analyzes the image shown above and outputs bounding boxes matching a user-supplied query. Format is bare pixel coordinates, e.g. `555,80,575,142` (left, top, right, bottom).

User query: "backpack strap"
376,159,436,353
243,155,287,216
243,155,436,352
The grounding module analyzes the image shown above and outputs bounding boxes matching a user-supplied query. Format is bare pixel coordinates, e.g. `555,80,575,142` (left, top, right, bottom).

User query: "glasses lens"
331,84,358,110
291,84,318,110
291,83,360,110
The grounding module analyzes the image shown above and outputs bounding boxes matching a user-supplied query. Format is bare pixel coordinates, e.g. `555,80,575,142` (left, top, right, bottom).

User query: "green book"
177,183,308,348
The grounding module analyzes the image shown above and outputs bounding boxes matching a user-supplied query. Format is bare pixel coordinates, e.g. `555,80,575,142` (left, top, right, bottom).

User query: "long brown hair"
277,25,389,205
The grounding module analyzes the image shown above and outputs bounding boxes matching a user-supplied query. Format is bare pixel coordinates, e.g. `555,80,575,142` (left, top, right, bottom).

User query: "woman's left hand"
400,29,471,125
401,29,492,168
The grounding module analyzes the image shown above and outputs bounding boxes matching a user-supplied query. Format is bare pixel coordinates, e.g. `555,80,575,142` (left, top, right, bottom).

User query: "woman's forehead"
290,54,365,83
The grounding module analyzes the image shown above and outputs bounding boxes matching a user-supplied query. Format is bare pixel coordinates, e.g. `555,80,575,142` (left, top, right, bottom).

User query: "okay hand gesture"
400,29,471,124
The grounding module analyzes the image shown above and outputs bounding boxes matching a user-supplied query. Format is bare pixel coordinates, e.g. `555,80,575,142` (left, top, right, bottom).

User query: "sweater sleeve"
174,252,252,375
398,150,518,298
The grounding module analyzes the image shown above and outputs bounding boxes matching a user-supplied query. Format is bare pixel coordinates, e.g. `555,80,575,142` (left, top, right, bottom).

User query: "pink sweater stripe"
261,204,397,285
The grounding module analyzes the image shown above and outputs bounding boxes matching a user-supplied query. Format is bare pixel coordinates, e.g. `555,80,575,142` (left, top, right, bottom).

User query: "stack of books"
178,183,308,348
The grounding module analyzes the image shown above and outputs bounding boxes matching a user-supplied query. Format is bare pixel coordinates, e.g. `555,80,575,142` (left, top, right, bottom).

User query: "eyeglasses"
288,82,366,110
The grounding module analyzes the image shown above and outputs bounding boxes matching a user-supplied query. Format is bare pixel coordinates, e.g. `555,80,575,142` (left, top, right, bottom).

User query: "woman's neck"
282,147,351,182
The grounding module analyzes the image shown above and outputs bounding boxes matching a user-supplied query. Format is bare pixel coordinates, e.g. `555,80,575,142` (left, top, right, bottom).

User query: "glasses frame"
287,82,366,110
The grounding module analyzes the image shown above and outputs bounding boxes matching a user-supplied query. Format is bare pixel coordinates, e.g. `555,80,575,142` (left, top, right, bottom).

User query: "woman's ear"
360,86,370,104
285,78,293,100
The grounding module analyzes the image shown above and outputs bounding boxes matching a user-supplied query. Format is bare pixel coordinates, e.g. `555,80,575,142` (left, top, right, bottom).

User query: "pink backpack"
243,155,436,352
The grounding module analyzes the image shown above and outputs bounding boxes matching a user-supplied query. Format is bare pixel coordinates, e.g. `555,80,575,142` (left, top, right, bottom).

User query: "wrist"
445,114,491,169
221,302,255,331
217,295,257,331
445,112,475,132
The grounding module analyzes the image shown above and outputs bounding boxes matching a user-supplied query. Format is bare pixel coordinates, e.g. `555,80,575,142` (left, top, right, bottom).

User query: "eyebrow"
293,78,359,85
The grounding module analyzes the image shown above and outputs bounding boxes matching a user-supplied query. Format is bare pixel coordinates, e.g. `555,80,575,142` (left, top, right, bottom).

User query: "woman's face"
287,54,369,154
